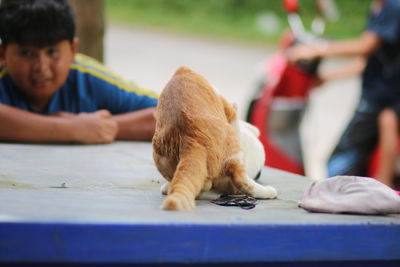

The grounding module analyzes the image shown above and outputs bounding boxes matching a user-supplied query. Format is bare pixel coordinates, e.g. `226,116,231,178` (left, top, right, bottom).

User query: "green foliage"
105,0,372,44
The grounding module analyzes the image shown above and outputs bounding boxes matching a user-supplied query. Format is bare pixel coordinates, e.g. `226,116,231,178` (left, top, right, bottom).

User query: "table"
0,142,399,266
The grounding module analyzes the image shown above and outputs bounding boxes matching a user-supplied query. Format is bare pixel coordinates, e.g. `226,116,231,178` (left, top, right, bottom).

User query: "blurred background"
70,0,372,180
72,0,371,61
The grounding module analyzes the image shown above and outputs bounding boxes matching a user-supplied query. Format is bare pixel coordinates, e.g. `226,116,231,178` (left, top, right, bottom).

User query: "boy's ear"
0,46,5,66
71,38,79,55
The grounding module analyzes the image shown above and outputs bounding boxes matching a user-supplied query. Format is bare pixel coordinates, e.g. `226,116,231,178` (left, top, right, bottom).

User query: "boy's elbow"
360,31,382,55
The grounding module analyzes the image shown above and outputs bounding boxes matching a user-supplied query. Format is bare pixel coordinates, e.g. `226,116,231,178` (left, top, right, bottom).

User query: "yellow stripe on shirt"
72,53,159,98
0,68,7,79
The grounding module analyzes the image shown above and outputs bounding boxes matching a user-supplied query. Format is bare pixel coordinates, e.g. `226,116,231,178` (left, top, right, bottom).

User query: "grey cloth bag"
299,176,400,214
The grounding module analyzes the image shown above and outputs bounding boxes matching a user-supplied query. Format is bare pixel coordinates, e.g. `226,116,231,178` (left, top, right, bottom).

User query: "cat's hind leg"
161,141,208,211
225,155,277,199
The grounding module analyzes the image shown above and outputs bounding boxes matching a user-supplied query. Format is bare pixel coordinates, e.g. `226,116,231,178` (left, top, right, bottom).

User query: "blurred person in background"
288,0,400,188
376,108,399,188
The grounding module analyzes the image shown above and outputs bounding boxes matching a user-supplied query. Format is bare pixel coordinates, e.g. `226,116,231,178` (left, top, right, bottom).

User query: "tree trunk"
69,0,105,62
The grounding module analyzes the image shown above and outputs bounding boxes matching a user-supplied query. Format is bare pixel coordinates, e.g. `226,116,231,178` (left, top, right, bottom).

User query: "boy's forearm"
319,57,366,82
0,104,155,143
317,32,381,58
0,104,76,143
113,107,156,141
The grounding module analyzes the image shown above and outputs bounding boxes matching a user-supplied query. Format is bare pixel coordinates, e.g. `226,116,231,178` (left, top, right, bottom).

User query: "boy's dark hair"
0,0,75,47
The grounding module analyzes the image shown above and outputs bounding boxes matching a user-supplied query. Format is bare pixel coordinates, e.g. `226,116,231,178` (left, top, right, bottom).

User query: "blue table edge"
1,222,399,264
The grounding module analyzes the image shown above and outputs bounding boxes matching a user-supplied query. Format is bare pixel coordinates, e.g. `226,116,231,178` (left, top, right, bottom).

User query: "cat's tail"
161,140,209,211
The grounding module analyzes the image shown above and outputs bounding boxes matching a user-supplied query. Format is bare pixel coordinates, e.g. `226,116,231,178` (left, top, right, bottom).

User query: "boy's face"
0,40,78,105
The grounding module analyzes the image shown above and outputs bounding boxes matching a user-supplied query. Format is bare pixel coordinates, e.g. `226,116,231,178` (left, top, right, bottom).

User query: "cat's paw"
161,194,195,211
160,183,169,195
251,184,278,199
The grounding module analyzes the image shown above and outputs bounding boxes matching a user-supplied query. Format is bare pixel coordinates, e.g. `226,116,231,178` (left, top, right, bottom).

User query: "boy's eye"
47,48,59,56
19,49,33,57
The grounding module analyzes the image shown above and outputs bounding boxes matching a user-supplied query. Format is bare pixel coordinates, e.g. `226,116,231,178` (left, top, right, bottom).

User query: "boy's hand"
71,110,118,144
286,44,320,62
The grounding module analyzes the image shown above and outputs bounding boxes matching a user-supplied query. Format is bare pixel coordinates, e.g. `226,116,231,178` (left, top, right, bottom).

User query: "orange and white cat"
152,67,277,211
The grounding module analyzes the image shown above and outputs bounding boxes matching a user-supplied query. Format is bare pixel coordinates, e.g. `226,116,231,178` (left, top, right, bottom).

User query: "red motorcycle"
246,0,337,175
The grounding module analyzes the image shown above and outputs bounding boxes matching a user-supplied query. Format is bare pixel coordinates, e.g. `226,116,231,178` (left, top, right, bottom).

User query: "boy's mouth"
31,78,52,88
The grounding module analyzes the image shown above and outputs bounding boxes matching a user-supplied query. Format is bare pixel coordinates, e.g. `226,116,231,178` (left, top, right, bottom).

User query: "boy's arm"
287,32,381,62
319,56,366,83
0,104,118,143
112,107,156,141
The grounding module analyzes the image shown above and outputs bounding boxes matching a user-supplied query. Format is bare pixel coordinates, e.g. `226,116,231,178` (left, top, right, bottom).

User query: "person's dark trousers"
327,99,382,177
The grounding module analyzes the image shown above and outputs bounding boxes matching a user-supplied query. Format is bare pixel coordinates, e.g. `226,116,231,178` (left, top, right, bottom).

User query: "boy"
0,0,158,144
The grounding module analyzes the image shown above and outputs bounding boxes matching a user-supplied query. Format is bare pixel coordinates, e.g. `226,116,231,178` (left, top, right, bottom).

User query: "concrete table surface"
0,142,399,265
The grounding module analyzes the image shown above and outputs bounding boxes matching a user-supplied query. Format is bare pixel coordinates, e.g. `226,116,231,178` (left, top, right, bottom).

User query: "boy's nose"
32,54,51,76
